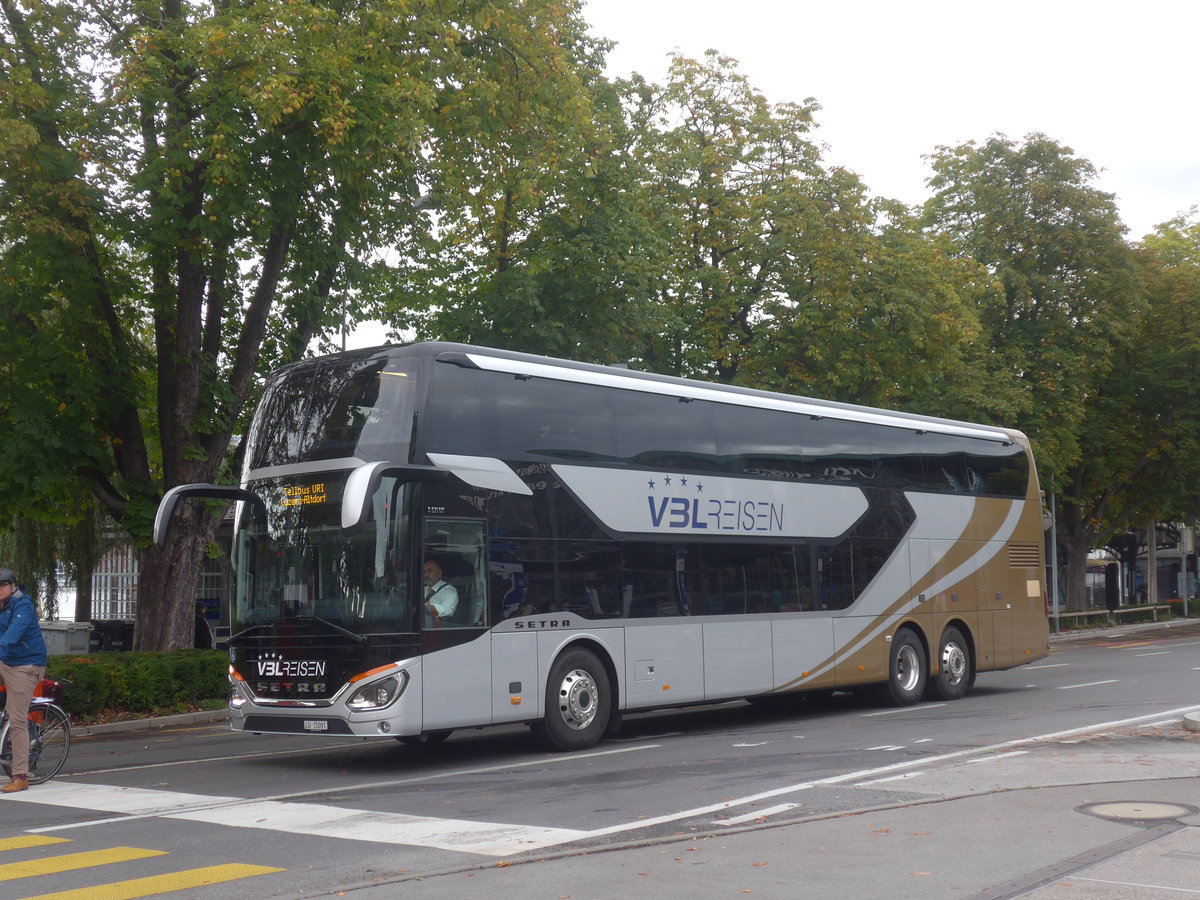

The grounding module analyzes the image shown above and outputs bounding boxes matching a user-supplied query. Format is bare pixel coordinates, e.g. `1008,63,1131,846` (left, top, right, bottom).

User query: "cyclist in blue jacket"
0,567,48,793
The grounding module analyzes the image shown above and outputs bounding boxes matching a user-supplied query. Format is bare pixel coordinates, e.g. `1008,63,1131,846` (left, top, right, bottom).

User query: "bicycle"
0,678,71,784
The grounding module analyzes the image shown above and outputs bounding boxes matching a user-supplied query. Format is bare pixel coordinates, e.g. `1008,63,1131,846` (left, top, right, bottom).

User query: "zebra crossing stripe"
11,863,284,900
14,782,590,856
0,837,71,852
0,848,167,881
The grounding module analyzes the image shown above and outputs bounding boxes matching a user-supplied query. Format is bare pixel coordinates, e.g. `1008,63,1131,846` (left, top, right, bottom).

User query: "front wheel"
927,626,972,701
1,702,71,784
876,629,927,707
531,648,611,752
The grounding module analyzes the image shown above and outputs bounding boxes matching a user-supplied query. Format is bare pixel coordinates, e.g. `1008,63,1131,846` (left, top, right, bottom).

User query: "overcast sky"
346,2,1197,349
582,0,1200,240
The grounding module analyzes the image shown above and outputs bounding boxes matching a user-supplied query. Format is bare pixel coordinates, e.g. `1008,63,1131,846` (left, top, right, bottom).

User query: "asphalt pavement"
72,620,1200,898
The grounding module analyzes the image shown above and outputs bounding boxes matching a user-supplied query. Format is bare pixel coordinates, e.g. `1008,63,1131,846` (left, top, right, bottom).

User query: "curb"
1048,618,1197,644
1185,712,1200,733
72,708,232,737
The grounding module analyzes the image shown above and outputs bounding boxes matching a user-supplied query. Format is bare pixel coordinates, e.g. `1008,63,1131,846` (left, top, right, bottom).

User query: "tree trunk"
74,576,93,623
1063,539,1091,610
133,503,217,650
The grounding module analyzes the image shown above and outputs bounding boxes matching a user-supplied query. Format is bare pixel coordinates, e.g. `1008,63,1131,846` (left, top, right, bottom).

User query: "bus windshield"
231,472,415,635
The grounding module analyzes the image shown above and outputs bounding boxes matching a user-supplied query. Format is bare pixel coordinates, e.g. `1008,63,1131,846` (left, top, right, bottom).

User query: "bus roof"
284,341,1021,445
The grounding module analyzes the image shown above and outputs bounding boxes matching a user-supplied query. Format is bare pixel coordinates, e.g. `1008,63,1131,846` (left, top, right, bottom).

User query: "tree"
0,0,595,648
923,134,1138,479
634,51,826,382
923,134,1144,607
1056,214,1200,605
620,51,994,415
399,21,666,364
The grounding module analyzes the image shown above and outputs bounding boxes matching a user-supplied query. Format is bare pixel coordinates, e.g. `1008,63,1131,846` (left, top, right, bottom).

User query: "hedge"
46,650,228,719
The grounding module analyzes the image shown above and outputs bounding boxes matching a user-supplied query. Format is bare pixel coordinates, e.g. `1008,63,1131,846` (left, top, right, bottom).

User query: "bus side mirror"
154,484,267,549
341,463,450,534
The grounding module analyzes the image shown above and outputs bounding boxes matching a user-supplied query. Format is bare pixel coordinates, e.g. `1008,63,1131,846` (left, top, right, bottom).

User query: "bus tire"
877,628,926,706
927,626,972,701
532,648,611,752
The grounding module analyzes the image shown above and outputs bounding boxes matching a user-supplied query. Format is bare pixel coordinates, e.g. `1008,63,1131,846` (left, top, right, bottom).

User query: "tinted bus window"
800,418,879,485
613,392,720,472
713,405,806,479
623,544,685,617
964,439,1028,497
248,355,417,469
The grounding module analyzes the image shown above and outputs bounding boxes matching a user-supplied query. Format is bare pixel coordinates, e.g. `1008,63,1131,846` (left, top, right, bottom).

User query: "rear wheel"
531,648,611,752
1,703,71,784
927,626,972,701
876,629,926,706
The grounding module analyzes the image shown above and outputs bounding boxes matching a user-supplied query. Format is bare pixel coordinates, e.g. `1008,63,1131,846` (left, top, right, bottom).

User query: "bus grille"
1009,543,1041,568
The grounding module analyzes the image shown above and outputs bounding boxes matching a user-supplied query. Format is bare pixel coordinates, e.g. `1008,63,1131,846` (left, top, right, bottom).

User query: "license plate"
303,720,329,732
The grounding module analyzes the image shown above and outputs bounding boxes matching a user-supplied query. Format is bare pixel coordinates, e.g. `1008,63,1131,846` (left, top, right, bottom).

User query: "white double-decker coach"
156,342,1048,751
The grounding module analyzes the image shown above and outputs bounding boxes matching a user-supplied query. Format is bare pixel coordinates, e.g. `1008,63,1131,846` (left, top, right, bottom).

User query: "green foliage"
46,650,227,719
1,0,599,649
923,133,1139,482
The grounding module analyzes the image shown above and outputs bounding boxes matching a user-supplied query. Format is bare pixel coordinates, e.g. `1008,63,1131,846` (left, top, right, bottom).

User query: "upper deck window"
247,356,419,469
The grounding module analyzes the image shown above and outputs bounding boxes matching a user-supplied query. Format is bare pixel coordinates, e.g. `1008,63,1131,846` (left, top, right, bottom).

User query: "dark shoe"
1,776,28,793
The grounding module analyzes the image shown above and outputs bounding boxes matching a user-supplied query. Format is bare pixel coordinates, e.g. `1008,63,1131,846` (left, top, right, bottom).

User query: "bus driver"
423,559,458,627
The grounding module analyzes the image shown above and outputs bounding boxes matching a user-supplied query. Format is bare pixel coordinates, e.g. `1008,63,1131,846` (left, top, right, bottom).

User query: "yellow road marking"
0,837,71,852
0,848,167,881
15,863,284,899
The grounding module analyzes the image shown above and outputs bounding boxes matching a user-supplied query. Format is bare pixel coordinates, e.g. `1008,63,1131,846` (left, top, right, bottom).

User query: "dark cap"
0,567,15,584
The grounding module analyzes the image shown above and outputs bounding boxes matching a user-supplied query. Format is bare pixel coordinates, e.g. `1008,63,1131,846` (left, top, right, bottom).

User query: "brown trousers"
1,663,46,778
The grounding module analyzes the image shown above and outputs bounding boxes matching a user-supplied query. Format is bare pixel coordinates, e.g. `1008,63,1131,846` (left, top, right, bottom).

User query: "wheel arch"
549,636,621,713
893,618,931,669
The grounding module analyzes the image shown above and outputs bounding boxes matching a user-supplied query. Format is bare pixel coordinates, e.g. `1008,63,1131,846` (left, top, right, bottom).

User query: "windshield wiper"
227,622,277,643
300,615,368,643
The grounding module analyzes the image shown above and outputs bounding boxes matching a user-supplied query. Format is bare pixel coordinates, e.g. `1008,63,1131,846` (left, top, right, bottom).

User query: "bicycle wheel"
0,718,10,778
1,703,71,784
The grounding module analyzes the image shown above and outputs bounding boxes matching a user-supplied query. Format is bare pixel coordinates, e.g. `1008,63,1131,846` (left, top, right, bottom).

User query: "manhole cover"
1081,801,1198,823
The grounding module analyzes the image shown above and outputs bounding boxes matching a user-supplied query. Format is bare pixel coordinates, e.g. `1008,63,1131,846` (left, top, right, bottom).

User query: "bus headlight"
346,671,408,711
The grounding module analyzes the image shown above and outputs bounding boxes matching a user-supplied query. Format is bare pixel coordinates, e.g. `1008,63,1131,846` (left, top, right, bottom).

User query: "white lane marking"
1057,680,1119,690
862,703,945,717
584,704,1200,839
733,742,768,748
855,772,926,786
17,705,1200,857
75,739,383,775
965,751,1029,763
1134,651,1171,657
12,783,585,856
76,743,660,805
1026,663,1070,669
865,745,904,751
716,802,806,826
1068,876,1200,895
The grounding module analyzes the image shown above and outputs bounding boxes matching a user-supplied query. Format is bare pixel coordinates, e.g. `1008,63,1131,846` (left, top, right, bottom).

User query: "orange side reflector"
662,685,671,691
511,697,522,705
